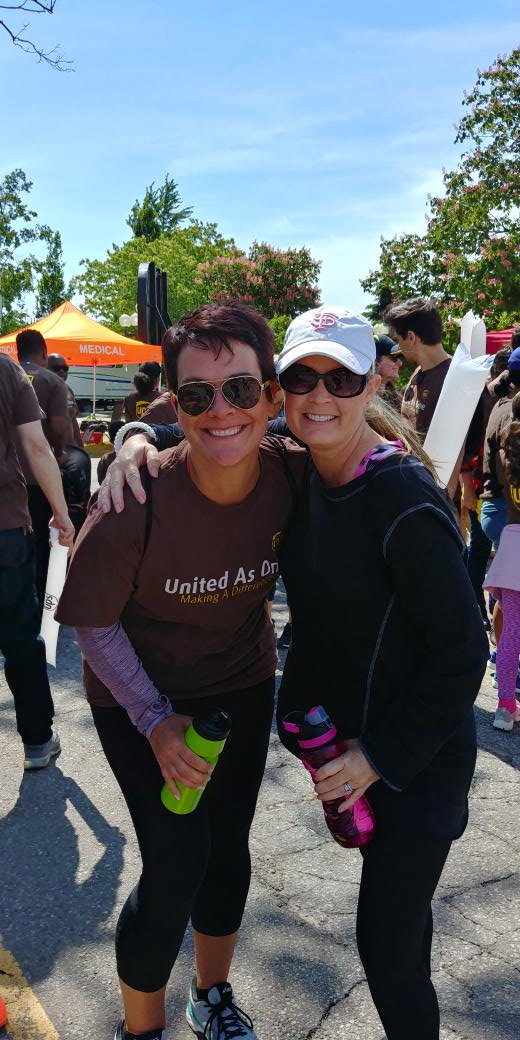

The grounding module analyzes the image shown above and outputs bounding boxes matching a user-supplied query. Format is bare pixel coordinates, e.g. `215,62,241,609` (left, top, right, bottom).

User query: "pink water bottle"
283,705,375,848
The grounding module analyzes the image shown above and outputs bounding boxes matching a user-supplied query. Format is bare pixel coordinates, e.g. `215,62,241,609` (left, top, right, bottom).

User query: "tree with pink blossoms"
196,241,321,319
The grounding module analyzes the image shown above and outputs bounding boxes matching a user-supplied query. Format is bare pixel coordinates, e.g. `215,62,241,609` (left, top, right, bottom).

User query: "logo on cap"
311,311,339,331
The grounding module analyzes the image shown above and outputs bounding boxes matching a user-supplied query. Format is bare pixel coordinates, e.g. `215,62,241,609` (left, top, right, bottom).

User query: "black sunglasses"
279,363,367,398
177,375,270,417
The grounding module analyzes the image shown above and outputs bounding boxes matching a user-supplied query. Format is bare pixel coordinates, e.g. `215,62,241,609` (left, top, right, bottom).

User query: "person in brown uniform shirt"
0,354,73,768
47,353,84,447
16,329,70,611
112,361,163,423
141,388,177,424
384,297,451,437
47,352,92,535
56,303,305,1040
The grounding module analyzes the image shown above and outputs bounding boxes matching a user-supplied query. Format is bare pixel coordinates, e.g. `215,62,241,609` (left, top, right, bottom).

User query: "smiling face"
174,339,273,470
376,353,402,383
283,354,380,450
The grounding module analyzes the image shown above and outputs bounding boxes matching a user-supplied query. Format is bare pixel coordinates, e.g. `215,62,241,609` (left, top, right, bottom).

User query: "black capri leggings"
357,827,451,1040
92,677,274,992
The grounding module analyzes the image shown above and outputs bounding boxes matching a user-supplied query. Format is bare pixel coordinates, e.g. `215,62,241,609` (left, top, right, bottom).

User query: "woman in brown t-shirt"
57,304,305,1040
123,361,163,422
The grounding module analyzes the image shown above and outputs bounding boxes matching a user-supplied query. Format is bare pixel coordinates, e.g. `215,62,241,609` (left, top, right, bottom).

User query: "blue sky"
1,0,518,316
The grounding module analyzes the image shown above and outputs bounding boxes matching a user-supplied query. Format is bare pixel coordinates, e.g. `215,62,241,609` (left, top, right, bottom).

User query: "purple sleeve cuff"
75,623,174,737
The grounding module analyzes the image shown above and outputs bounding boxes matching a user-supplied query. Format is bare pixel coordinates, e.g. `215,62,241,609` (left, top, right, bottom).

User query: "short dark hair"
162,302,276,391
511,325,520,351
383,297,443,346
16,329,47,361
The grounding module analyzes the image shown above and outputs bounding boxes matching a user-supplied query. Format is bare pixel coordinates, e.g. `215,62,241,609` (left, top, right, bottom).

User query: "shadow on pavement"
0,763,125,986
475,704,520,768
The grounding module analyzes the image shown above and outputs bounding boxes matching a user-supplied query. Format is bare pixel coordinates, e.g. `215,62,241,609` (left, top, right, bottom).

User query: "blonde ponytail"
365,395,438,480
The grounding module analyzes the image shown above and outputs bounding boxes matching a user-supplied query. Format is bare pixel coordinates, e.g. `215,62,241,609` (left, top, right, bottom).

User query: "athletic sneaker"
277,622,292,650
23,729,61,770
113,1021,167,1040
493,705,520,732
186,979,258,1040
488,650,497,670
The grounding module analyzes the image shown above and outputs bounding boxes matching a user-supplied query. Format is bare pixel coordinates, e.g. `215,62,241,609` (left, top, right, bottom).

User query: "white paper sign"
424,342,494,487
40,527,68,667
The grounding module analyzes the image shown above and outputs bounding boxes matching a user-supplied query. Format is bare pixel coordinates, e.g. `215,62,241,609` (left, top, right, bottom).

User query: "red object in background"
486,328,513,354
0,995,7,1027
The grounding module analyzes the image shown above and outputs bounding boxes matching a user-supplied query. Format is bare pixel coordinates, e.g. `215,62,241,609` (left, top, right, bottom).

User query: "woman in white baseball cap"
275,306,488,1040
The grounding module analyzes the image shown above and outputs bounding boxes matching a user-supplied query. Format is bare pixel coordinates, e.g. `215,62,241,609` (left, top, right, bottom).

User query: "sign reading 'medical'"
79,344,125,356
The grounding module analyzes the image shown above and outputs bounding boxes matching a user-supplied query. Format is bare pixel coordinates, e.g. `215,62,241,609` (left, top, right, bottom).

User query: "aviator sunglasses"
177,375,271,417
279,363,367,398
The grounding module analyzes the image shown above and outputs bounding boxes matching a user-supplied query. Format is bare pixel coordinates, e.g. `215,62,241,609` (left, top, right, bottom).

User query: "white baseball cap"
276,306,376,376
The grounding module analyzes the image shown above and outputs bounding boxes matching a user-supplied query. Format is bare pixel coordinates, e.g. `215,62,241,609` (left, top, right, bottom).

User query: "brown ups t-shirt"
401,358,451,436
124,389,163,422
482,397,513,500
57,436,306,706
0,355,42,530
141,391,178,424
17,360,69,483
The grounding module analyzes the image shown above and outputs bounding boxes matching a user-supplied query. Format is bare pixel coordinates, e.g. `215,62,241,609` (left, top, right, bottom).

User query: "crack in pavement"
303,978,366,1040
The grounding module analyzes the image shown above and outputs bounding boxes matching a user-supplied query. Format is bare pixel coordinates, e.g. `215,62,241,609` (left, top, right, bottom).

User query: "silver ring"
343,782,353,795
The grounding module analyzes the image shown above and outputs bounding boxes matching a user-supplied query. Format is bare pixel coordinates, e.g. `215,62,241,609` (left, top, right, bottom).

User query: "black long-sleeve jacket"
277,454,488,840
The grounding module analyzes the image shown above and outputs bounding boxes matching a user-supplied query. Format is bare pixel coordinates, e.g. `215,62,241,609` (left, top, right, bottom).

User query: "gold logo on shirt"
510,485,520,509
272,531,281,553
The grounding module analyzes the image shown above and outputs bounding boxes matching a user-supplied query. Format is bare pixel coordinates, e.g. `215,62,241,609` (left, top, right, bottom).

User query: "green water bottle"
161,709,232,814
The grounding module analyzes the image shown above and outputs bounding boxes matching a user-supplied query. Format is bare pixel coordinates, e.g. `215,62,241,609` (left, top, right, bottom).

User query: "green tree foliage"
34,228,66,317
269,314,292,354
0,168,53,333
196,241,321,318
75,222,236,331
361,47,520,332
127,175,193,241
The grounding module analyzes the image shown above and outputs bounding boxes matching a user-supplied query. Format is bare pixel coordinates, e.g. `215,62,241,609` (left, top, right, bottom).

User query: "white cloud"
312,234,382,314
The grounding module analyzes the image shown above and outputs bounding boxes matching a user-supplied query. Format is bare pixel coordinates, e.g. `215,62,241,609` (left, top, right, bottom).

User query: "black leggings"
357,828,451,1040
92,677,274,992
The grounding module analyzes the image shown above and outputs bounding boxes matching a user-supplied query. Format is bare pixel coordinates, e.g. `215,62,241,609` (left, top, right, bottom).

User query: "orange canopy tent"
0,301,161,365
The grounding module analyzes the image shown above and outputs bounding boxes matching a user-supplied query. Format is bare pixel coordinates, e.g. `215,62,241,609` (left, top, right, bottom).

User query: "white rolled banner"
40,527,68,667
460,310,477,351
423,342,494,488
460,310,487,359
470,318,487,359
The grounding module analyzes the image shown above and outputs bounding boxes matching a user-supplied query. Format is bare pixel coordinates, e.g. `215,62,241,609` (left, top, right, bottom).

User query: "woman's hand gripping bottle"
283,705,375,848
161,709,231,814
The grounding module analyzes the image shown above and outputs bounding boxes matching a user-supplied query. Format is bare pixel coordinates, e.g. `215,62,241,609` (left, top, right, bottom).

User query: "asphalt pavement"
1,587,520,1040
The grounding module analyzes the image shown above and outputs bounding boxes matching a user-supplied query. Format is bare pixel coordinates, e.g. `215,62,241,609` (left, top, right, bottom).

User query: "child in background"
484,391,520,731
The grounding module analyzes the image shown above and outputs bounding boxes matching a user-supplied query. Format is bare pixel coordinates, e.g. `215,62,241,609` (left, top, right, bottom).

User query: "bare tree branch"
1,4,56,13
0,1,72,70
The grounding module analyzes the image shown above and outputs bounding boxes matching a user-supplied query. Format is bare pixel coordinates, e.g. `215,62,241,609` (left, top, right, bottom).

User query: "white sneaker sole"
493,717,514,732
186,1007,204,1040
24,746,61,770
